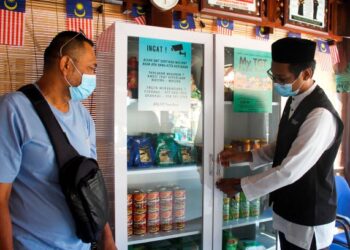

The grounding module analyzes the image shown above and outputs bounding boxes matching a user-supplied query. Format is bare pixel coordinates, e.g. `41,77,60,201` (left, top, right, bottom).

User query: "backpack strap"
18,84,79,168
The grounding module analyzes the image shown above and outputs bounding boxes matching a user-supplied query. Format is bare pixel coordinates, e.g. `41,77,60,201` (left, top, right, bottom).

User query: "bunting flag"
66,0,93,40
255,26,269,40
315,40,333,72
131,5,146,25
329,44,340,65
287,32,301,38
216,19,234,35
173,13,196,31
0,0,26,46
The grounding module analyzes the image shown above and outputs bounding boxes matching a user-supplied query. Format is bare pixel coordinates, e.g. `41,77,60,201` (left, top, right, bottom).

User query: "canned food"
148,211,159,221
174,209,185,218
160,210,172,220
250,199,260,217
160,218,173,231
173,187,186,199
242,139,251,152
128,225,133,237
133,221,146,235
239,200,250,218
133,190,147,214
174,216,186,230
133,213,146,223
128,193,133,215
159,188,173,200
223,197,230,221
147,189,160,201
147,220,160,234
230,199,239,220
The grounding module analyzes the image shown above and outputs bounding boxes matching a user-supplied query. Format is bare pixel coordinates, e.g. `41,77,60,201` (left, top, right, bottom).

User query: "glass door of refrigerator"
213,35,280,250
110,23,214,250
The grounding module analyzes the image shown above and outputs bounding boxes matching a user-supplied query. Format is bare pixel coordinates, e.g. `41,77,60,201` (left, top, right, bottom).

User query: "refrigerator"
213,35,281,250
95,22,281,250
96,22,214,250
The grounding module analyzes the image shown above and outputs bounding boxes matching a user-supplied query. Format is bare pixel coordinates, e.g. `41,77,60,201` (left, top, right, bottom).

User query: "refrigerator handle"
209,153,214,176
216,154,222,177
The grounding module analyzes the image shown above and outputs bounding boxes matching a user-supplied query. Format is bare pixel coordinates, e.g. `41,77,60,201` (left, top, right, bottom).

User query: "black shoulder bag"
19,84,109,244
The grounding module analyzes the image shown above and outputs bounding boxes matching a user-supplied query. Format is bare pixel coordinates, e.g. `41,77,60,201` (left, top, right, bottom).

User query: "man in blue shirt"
0,31,116,250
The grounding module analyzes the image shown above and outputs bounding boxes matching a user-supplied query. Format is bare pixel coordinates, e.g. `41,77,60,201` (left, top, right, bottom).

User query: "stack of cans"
159,187,173,231
230,193,240,220
147,189,160,234
223,197,230,221
127,193,133,237
133,190,147,235
173,186,186,230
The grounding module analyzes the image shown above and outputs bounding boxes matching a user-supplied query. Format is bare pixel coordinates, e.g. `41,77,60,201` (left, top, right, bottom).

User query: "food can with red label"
133,213,146,235
160,218,173,232
128,193,133,216
159,187,173,212
147,189,160,212
148,219,160,234
128,214,133,237
173,187,186,210
133,190,147,214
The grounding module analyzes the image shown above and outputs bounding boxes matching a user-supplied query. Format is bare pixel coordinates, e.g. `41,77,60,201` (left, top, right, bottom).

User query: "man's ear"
59,55,71,76
302,68,313,81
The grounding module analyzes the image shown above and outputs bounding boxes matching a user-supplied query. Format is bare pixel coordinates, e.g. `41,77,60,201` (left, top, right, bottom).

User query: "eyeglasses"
266,69,277,82
59,30,87,57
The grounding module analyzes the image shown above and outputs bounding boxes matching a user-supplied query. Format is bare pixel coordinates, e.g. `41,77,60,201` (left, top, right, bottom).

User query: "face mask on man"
273,74,304,97
64,59,96,101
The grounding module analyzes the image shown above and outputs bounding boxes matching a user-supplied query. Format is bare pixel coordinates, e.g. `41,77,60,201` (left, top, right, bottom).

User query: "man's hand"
218,149,252,167
101,223,117,250
216,178,242,198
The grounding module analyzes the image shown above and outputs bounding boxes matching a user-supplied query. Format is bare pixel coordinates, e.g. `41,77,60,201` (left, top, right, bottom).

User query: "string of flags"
173,13,196,31
0,0,26,46
66,0,93,40
216,19,234,36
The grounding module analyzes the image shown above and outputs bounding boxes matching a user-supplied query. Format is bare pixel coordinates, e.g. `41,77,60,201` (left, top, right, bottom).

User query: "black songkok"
272,37,316,64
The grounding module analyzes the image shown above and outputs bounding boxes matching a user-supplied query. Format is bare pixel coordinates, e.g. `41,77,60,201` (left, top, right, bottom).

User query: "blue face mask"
273,77,303,97
64,59,96,101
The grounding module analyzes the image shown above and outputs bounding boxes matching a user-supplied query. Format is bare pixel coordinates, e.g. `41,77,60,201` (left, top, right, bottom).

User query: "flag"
255,26,269,40
131,5,146,25
0,0,26,46
66,0,93,40
216,19,234,35
315,40,333,72
173,13,196,31
287,32,301,38
329,44,340,65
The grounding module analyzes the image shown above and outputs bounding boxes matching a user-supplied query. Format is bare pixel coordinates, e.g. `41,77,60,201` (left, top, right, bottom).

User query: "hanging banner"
233,48,272,113
138,37,192,111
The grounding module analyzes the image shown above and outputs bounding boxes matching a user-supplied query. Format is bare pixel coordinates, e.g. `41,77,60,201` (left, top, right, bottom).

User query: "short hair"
44,31,94,71
289,60,316,78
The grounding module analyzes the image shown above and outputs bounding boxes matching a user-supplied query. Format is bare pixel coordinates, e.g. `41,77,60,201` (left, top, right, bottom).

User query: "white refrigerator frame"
112,22,214,250
213,34,273,250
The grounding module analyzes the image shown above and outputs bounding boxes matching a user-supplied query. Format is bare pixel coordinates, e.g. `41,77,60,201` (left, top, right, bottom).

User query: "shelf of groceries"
127,164,200,175
128,218,201,245
224,101,279,106
222,208,273,230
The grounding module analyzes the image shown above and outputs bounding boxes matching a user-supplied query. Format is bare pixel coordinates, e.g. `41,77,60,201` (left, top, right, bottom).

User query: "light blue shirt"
0,90,96,250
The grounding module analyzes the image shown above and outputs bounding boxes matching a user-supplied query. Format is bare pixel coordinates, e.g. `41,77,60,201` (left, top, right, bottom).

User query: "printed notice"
138,37,192,111
233,48,272,113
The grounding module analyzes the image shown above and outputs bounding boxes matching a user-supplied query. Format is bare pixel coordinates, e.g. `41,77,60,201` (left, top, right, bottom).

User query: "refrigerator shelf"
127,165,201,175
224,101,279,106
222,208,273,230
128,218,202,245
256,232,276,250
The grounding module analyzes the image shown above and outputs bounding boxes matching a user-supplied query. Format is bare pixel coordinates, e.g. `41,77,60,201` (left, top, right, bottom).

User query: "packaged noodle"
134,136,155,168
155,133,178,166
